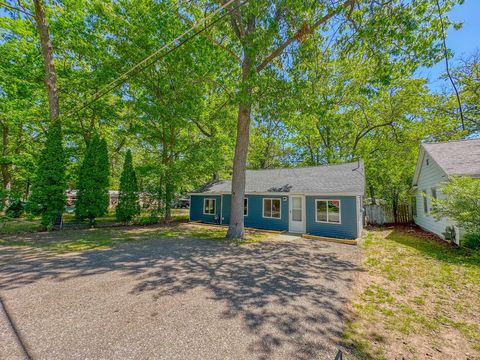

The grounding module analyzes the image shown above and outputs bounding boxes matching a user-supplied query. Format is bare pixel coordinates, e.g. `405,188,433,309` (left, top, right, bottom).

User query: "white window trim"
315,199,342,224
203,198,216,215
244,197,248,217
262,198,281,219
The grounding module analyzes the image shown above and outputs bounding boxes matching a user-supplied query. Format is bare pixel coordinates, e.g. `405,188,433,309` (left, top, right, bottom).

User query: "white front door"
289,195,306,233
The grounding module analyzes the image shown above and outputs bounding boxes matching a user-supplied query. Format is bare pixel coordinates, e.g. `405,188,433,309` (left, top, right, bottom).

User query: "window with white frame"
263,198,281,219
315,200,341,223
203,198,216,215
244,198,248,216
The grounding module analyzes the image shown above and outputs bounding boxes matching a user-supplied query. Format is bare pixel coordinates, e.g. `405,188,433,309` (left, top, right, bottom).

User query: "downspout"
220,195,223,224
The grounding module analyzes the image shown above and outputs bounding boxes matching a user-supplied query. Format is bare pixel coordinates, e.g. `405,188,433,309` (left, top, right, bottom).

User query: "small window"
422,190,428,214
203,198,216,215
315,200,341,224
263,198,281,219
430,187,437,211
244,198,248,216
426,158,430,166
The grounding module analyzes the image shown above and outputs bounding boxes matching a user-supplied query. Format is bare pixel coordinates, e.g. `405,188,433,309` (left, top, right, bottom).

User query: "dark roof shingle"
193,161,365,195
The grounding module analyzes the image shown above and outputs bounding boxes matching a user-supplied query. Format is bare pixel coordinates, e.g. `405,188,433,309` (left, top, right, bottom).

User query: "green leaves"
116,149,139,223
433,177,480,235
27,120,66,227
75,133,110,224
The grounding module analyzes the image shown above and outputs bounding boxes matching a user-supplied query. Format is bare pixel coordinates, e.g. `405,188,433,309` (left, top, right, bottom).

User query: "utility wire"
67,0,246,117
435,0,465,131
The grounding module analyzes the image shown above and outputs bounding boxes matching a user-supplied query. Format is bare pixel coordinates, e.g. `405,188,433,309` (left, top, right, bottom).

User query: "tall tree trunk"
369,184,376,205
34,0,62,228
225,2,350,239
227,49,253,239
164,173,173,221
33,0,60,122
226,100,252,239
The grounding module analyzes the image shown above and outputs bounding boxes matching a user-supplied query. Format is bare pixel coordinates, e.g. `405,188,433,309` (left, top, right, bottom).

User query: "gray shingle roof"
193,161,365,195
423,139,480,177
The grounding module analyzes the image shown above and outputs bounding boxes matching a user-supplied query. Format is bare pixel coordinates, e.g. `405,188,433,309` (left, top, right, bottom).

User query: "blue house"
189,161,365,239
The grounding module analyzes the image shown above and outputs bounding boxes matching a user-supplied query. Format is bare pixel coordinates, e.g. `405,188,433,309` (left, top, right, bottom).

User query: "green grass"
0,209,190,234
0,219,43,233
0,223,270,253
344,228,480,359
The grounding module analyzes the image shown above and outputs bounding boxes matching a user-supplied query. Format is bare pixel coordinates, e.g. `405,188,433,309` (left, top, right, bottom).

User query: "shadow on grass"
0,224,269,253
0,230,361,359
384,228,480,268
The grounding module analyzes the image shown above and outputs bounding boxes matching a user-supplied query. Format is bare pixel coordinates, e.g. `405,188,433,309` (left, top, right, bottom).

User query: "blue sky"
418,0,480,91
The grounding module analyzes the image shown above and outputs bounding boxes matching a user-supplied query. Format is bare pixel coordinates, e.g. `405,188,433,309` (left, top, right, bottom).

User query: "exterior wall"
413,153,456,240
189,195,222,223
222,194,289,231
306,195,359,239
357,195,364,236
190,193,361,239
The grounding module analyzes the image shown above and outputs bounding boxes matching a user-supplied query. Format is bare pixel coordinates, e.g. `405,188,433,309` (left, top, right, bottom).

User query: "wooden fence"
365,204,413,225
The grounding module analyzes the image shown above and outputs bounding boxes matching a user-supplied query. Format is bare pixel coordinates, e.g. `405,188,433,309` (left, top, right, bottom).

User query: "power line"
67,0,246,117
435,0,465,131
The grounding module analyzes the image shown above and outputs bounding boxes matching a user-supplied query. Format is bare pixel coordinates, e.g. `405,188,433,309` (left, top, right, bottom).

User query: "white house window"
244,198,248,216
203,198,216,215
263,198,281,219
315,200,341,224
422,190,428,214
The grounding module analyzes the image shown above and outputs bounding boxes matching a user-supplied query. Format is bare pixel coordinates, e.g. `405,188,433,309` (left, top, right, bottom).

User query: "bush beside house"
433,177,480,249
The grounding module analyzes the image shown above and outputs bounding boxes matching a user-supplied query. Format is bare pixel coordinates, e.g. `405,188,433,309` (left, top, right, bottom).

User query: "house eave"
188,191,363,197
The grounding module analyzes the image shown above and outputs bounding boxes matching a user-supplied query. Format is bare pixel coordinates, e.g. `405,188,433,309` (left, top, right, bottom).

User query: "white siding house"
411,139,480,243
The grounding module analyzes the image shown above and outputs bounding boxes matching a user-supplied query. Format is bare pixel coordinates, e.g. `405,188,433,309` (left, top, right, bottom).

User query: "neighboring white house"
411,139,480,243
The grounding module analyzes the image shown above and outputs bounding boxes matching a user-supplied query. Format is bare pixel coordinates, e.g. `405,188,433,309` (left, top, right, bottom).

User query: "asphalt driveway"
0,233,360,360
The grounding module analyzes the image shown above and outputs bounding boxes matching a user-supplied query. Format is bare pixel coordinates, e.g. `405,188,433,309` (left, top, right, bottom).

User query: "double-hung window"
263,198,281,219
203,198,216,215
315,200,341,224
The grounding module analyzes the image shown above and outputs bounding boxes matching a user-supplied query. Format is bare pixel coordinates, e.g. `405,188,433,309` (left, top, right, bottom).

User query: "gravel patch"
0,234,360,359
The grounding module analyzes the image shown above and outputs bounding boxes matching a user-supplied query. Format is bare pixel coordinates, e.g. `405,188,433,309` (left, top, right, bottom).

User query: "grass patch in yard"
0,219,43,233
344,228,480,360
0,209,191,234
0,223,270,254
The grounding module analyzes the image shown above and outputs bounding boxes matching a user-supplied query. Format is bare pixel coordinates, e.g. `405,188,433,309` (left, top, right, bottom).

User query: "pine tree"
116,150,140,222
27,120,66,228
75,134,110,224
97,137,110,215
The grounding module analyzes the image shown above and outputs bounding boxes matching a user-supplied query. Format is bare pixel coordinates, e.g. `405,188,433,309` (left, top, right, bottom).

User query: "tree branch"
256,0,355,72
0,1,33,17
175,9,241,62
435,0,465,131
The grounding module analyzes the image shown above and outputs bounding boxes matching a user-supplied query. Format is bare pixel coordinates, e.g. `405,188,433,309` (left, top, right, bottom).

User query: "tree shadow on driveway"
0,236,361,359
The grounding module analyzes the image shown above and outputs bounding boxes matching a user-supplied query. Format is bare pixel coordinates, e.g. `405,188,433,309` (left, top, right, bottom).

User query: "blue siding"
189,195,221,223
190,193,359,239
221,195,288,231
306,196,358,239
222,194,230,224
